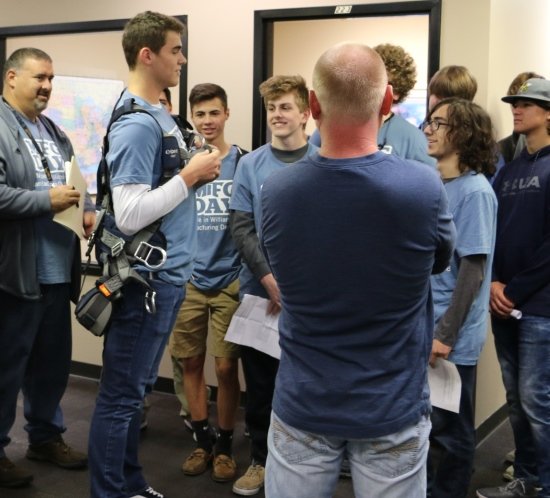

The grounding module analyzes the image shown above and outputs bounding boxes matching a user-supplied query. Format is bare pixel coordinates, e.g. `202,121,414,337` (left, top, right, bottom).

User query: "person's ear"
309,90,321,120
138,47,154,66
380,85,394,115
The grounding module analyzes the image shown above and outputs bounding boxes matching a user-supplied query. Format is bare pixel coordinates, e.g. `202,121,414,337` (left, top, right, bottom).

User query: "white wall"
486,0,550,139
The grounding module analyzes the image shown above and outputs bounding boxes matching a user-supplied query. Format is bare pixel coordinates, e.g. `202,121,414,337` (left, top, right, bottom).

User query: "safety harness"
76,98,193,335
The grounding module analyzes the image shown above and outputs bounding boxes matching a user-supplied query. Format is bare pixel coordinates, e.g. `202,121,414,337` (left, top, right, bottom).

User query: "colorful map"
44,75,124,194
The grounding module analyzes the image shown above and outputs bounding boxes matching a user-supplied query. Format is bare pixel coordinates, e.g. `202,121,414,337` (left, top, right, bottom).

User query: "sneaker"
181,448,212,476
505,450,516,464
0,457,33,488
503,464,514,482
476,479,538,498
232,463,265,496
130,486,166,498
212,454,237,482
26,436,87,469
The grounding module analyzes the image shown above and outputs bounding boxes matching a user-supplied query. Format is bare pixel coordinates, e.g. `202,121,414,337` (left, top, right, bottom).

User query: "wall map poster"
44,75,124,194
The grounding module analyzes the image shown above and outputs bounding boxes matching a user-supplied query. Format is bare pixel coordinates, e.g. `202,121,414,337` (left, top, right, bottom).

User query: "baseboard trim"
70,360,195,395
475,403,508,446
70,360,227,403
71,360,506,433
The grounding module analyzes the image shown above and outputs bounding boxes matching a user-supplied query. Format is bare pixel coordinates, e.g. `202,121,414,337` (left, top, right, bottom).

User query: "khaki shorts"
169,279,240,359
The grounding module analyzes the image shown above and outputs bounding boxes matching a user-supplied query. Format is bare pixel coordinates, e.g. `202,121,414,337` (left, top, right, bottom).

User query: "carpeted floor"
3,375,514,498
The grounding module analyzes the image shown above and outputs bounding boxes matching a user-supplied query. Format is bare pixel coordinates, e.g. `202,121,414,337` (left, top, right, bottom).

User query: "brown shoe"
212,453,236,482
181,448,212,476
0,457,33,488
26,436,87,469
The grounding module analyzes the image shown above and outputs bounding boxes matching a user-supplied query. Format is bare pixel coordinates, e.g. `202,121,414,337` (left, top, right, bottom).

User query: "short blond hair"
313,43,386,122
259,75,309,112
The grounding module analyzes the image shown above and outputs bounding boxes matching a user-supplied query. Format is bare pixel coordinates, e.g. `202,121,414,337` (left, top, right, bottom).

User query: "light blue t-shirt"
107,92,196,285
21,116,74,284
431,172,497,365
229,142,318,297
192,146,242,290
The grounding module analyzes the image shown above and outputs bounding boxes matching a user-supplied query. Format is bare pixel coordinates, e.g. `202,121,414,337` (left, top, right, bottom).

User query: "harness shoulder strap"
233,145,248,171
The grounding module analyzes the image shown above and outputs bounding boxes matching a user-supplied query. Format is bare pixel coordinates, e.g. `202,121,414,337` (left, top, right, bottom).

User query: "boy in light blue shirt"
423,97,497,498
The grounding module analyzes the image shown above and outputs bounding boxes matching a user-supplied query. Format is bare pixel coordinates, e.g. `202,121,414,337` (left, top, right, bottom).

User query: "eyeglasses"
422,119,450,131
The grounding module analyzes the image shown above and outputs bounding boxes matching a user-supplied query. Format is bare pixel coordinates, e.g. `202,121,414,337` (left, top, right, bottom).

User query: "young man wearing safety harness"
87,11,221,498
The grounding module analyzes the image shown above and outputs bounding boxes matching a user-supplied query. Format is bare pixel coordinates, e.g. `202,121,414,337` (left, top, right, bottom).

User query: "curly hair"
429,97,498,176
259,75,309,112
373,44,416,104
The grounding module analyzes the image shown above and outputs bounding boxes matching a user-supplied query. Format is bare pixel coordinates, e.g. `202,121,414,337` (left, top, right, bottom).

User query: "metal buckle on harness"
134,241,167,270
145,290,157,314
110,239,125,258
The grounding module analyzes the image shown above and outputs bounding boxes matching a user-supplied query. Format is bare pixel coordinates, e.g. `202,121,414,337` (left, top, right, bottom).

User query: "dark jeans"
88,278,185,498
427,364,476,498
240,345,279,465
492,315,550,498
0,285,72,456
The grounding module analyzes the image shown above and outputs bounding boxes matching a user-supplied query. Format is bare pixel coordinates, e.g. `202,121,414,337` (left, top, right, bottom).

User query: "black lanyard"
2,97,54,184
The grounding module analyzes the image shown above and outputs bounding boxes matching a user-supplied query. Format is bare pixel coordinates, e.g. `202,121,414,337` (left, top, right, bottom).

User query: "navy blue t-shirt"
492,144,550,316
261,151,454,438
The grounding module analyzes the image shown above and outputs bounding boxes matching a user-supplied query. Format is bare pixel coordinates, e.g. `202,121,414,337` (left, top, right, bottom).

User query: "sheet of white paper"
225,294,281,359
53,156,86,239
428,358,462,413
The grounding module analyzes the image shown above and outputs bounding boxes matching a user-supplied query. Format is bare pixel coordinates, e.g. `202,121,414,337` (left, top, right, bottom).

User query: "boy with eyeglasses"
423,98,498,498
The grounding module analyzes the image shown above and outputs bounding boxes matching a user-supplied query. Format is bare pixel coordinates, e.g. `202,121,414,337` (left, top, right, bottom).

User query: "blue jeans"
88,278,185,498
492,314,550,498
428,364,476,498
0,285,71,457
266,411,430,498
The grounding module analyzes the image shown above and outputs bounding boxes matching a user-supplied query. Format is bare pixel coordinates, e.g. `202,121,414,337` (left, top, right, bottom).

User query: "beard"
33,93,50,113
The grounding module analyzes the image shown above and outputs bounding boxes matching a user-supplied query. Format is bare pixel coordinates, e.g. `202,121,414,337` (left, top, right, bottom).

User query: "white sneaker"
130,486,165,498
503,464,514,482
504,450,515,464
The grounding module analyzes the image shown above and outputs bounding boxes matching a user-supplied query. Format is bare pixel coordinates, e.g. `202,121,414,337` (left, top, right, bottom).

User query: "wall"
4,0,544,427
273,14,430,136
486,0,550,138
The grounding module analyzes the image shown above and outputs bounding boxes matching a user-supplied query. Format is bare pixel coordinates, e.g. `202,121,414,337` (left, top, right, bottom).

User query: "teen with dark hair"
423,98,498,498
477,78,550,498
498,72,545,165
171,82,244,483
